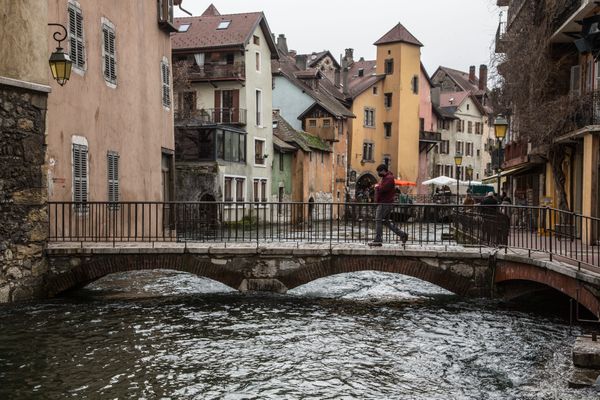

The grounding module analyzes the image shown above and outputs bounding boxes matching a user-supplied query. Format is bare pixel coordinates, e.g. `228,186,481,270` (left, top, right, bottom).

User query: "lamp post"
466,165,473,193
48,23,73,86
454,152,463,204
494,115,508,199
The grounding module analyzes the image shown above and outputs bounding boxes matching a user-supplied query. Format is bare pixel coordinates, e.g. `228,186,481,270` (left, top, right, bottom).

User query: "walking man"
369,164,408,247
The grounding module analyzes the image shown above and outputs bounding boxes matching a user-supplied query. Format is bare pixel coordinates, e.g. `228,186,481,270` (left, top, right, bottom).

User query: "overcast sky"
176,0,503,76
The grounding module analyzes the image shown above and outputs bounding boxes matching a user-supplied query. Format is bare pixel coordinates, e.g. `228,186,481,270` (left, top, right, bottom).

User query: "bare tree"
492,0,590,211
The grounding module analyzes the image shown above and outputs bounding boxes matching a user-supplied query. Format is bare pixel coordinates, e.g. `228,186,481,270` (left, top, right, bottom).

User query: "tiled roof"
272,111,330,152
374,22,423,47
273,134,296,152
272,55,354,119
346,59,384,99
440,91,469,108
172,5,278,57
435,66,486,96
298,50,341,69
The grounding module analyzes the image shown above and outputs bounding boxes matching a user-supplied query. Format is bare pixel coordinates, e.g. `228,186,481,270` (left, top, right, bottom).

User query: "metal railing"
175,107,247,125
47,202,600,270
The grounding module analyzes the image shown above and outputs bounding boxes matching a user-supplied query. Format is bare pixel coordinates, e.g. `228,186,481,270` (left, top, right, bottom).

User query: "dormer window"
217,20,231,30
358,68,364,77
179,23,190,32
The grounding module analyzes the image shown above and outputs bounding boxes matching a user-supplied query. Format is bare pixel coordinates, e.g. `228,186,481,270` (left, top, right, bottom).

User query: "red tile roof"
374,23,423,47
172,5,278,57
346,59,384,99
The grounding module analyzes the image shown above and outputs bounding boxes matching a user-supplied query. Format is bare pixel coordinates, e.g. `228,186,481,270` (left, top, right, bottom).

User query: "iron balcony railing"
175,108,247,125
188,62,245,81
48,202,600,271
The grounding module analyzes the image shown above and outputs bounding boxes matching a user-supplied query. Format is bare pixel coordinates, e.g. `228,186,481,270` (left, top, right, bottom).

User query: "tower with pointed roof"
374,22,422,183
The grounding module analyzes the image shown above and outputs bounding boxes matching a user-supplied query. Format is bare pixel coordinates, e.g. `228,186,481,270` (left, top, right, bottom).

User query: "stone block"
17,118,34,131
0,285,10,303
6,267,22,279
12,189,46,205
449,264,474,279
568,367,600,388
573,336,600,369
31,259,48,277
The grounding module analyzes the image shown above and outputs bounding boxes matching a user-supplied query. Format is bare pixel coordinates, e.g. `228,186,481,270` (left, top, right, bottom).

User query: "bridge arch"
278,255,492,298
45,254,245,297
495,261,600,317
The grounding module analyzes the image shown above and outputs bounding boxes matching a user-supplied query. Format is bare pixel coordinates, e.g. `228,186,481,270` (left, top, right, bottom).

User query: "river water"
0,270,599,399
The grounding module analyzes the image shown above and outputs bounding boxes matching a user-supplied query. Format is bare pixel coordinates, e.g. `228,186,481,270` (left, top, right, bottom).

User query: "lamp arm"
48,23,68,49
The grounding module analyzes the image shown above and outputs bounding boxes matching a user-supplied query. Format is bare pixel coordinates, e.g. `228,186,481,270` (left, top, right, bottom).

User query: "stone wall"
0,84,48,302
175,163,219,201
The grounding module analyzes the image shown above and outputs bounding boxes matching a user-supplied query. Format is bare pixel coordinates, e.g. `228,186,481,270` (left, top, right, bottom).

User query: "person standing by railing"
369,164,408,247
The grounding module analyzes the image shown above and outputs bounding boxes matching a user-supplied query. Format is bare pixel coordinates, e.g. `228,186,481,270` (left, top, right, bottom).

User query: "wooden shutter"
73,144,88,207
107,152,119,203
68,5,85,69
214,90,221,123
102,25,116,83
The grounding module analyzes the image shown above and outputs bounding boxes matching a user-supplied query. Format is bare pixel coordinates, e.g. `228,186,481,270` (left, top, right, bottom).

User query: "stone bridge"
34,243,600,316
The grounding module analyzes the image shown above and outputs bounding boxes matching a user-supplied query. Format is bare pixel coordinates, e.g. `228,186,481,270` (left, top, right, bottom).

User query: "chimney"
334,68,341,87
431,87,441,107
295,54,307,70
341,54,349,96
344,48,354,65
289,49,297,58
277,34,288,55
479,64,488,91
469,65,476,83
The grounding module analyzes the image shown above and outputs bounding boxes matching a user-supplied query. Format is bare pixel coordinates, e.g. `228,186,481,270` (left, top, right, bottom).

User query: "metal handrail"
46,201,600,270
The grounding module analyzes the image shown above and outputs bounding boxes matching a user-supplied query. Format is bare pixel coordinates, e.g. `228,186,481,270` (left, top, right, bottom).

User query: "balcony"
175,108,247,126
188,62,245,82
419,130,442,143
573,90,600,127
550,0,584,38
495,21,508,53
502,140,528,169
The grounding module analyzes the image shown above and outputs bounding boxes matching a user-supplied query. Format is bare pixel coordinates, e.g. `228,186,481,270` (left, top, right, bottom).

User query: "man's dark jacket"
375,171,395,203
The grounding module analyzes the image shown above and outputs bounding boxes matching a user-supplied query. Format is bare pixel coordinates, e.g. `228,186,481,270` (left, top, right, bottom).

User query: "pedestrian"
463,193,475,206
369,164,408,247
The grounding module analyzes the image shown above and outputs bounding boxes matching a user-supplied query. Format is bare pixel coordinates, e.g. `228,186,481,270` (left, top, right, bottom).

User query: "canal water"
0,270,599,399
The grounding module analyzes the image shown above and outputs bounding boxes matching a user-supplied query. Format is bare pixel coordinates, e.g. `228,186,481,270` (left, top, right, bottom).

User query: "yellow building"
345,23,423,196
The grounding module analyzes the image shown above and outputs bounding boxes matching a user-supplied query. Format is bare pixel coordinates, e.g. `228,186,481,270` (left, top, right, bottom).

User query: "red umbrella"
395,179,416,187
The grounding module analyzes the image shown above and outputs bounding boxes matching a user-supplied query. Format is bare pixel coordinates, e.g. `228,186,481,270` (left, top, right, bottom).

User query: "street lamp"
454,152,463,204
494,115,508,198
466,165,473,193
48,23,73,86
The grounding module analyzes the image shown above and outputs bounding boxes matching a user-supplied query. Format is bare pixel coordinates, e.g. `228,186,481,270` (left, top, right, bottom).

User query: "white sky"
175,0,503,76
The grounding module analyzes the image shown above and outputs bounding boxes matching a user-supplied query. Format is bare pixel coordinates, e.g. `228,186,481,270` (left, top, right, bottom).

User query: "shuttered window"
72,143,88,209
68,3,85,69
102,24,116,84
161,59,171,108
107,151,119,204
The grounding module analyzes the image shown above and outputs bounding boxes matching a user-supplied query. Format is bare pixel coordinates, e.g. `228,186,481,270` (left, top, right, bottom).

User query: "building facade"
172,5,278,210
46,0,176,205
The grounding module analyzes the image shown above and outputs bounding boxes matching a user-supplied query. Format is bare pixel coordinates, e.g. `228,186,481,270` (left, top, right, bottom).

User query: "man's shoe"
368,241,383,247
401,233,408,244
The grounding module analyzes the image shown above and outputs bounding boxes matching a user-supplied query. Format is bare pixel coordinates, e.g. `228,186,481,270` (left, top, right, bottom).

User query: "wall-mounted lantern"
48,23,72,86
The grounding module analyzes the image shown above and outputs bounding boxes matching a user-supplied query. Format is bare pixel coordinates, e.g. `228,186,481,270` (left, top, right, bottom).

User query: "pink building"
417,64,441,194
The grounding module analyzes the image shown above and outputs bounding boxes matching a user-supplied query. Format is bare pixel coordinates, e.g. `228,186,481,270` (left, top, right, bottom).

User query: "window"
384,122,392,138
384,59,394,74
465,142,473,156
456,141,464,155
419,118,425,132
217,20,231,30
107,151,119,204
477,149,481,157
362,142,374,161
178,23,190,32
279,152,284,172
467,104,470,111
372,86,378,95
235,178,245,202
72,142,88,207
383,155,391,167
440,140,450,154
358,68,364,77
255,51,261,72
364,108,375,127
253,35,260,46
253,179,268,203
411,75,419,94
308,119,317,128
102,22,116,84
161,58,171,108
323,119,331,128
255,90,262,126
255,139,265,165
456,119,462,132
158,0,174,25
216,129,246,163
225,177,233,201
445,165,452,178
467,121,473,134
68,3,85,70
384,93,392,108
475,122,481,134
